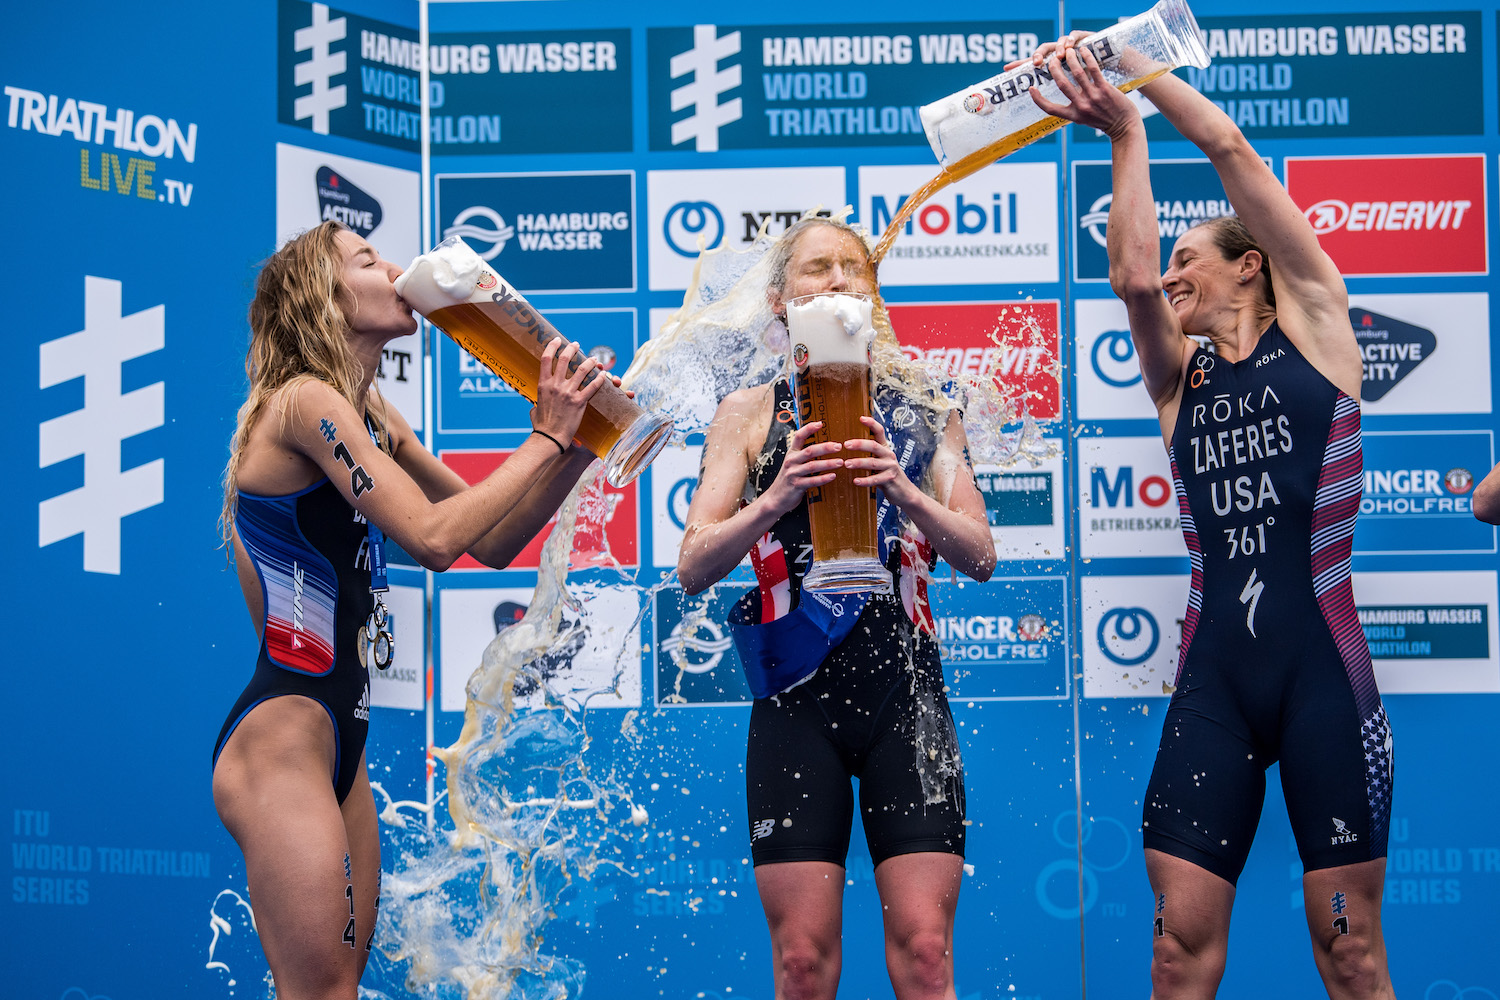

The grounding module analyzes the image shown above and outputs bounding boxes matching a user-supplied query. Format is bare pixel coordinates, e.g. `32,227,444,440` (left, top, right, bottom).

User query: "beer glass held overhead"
395,236,673,487
787,291,892,596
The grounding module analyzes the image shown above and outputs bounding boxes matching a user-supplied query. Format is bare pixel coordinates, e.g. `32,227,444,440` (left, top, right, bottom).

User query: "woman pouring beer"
677,216,996,1000
211,221,612,998
1022,35,1396,998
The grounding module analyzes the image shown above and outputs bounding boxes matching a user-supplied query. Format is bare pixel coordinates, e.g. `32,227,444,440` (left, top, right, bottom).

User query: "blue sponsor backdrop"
5,1,1500,999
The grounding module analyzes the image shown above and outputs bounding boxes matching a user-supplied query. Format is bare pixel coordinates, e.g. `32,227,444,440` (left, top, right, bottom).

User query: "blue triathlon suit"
1143,322,1393,884
739,379,966,868
213,479,374,804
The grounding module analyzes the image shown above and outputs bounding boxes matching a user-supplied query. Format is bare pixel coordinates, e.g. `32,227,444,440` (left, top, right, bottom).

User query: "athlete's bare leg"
1302,860,1395,999
874,851,963,1000
1145,848,1235,1000
755,860,845,1000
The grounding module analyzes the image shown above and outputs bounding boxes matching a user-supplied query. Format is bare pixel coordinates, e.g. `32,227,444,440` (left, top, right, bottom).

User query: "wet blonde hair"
769,215,941,402
219,221,392,545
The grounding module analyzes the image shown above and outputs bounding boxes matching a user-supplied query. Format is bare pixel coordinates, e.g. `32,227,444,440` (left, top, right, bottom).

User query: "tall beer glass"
787,292,892,596
395,237,673,487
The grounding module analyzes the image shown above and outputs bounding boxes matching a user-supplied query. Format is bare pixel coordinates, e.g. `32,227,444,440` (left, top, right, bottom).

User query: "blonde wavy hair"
219,221,393,545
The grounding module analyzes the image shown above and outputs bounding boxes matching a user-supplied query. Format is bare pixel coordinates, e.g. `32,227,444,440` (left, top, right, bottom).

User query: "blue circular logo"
1097,607,1159,666
664,201,725,257
1090,329,1142,388
667,477,697,531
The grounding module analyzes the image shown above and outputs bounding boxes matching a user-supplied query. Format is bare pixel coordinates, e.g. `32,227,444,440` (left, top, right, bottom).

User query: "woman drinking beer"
677,216,996,1000
1023,36,1395,998
211,221,610,998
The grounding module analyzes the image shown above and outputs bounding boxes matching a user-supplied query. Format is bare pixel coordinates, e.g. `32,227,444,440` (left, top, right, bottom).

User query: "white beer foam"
394,237,487,316
786,293,873,365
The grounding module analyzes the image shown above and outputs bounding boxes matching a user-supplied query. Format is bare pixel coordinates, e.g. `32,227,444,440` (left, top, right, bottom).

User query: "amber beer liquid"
872,0,1210,264
395,237,672,487
788,293,892,595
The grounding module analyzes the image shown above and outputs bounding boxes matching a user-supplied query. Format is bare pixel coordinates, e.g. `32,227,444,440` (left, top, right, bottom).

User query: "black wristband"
531,429,567,455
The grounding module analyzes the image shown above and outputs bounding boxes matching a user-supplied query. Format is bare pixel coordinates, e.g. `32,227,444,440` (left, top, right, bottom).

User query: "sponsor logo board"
1347,293,1491,415
654,584,753,706
1078,293,1493,420
1072,159,1236,283
6,80,201,210
1072,14,1482,143
369,583,424,710
975,445,1065,562
857,163,1058,286
439,449,639,569
439,585,642,712
281,4,631,153
647,21,1053,152
1285,154,1486,276
1354,571,1498,694
435,171,635,293
426,28,631,154
276,143,423,429
1081,574,1189,698
1078,437,1185,559
1075,297,1157,422
650,443,705,569
885,300,1060,419
647,167,846,291
931,575,1068,700
437,308,636,434
1356,431,1494,555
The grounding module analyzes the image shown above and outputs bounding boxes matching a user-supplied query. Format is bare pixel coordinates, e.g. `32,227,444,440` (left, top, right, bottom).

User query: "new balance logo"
670,25,743,152
751,818,775,841
38,277,165,574
293,2,348,135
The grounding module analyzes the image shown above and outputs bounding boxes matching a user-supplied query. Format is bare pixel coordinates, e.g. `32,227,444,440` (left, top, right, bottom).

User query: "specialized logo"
1285,155,1487,276
669,25,744,151
663,201,725,256
316,167,381,237
1097,607,1159,666
291,2,349,135
1090,329,1142,388
443,206,516,261
38,276,166,575
1239,568,1265,638
660,617,733,674
1349,307,1436,402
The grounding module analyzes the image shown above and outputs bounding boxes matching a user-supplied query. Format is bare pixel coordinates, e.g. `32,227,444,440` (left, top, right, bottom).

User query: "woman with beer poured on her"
1026,37,1395,998
677,217,996,1000
211,221,610,998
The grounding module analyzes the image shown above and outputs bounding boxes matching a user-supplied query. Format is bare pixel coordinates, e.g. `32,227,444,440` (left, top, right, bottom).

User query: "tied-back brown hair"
1199,216,1276,308
219,221,393,545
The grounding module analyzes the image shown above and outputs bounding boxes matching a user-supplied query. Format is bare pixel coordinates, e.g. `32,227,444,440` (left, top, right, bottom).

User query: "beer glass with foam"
787,292,892,595
394,236,673,487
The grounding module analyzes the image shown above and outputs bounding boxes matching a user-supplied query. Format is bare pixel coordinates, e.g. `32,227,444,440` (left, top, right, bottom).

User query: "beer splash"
373,468,655,1000
207,209,1061,1000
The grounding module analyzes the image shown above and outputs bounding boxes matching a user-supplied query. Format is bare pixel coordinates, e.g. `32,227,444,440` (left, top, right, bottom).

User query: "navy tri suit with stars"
1143,322,1393,884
